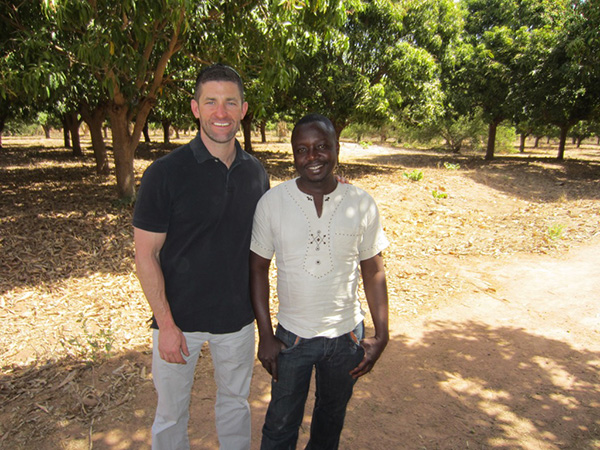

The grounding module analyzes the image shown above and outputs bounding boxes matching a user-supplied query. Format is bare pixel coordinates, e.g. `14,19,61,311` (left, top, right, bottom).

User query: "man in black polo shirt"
133,64,269,450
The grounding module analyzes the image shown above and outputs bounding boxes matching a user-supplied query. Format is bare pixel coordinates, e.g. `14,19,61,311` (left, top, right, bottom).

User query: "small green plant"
359,140,372,148
432,189,448,199
403,169,424,181
547,223,565,240
443,162,460,170
61,314,115,363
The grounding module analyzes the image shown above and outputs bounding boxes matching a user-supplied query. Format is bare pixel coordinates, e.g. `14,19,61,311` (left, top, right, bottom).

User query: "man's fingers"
180,336,190,357
160,348,188,364
350,356,374,378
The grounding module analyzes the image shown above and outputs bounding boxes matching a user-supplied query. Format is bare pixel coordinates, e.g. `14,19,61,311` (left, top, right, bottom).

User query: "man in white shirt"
250,113,390,449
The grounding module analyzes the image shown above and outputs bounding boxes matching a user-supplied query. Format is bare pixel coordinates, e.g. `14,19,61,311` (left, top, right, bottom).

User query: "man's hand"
158,325,190,364
349,335,388,379
335,174,350,184
257,334,286,381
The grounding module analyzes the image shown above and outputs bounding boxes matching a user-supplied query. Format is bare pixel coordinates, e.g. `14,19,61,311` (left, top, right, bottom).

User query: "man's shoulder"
239,148,268,174
264,179,294,196
146,142,193,173
255,180,293,210
342,182,375,201
160,142,193,163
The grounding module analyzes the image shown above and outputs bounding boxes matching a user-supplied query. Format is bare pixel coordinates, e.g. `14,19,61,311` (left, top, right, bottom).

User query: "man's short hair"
292,113,336,142
195,64,244,101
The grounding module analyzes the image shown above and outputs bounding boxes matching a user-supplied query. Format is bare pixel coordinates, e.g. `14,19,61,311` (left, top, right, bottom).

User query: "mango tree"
287,0,443,140
43,0,196,200
461,0,570,160
528,0,600,160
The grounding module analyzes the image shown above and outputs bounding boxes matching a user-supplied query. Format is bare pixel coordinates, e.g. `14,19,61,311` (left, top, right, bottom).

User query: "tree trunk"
557,125,569,161
0,114,5,148
534,136,541,148
42,125,51,139
143,121,151,143
260,120,266,143
89,119,110,175
62,119,71,148
108,104,137,200
81,103,110,175
242,113,253,153
519,133,527,153
162,120,171,144
333,123,345,141
485,119,500,161
107,97,153,200
576,137,583,148
64,111,82,156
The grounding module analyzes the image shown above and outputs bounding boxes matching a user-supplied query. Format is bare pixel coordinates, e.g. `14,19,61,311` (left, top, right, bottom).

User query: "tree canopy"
2,0,599,197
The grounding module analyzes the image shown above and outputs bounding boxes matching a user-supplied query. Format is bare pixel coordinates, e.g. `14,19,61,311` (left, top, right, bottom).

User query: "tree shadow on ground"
347,149,600,203
1,147,134,294
349,321,600,449
2,321,598,449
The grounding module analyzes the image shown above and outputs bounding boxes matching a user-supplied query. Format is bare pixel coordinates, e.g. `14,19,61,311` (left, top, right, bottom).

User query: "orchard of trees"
1,0,599,200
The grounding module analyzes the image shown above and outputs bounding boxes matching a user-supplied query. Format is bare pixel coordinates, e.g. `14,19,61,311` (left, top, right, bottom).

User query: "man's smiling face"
192,80,248,146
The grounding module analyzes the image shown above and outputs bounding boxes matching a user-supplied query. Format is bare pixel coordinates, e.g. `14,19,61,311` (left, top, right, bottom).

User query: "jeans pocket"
275,324,302,354
346,322,365,354
351,321,364,342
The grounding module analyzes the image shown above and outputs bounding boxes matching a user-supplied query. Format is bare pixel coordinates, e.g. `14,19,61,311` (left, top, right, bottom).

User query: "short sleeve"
358,196,389,261
133,161,171,233
250,193,275,260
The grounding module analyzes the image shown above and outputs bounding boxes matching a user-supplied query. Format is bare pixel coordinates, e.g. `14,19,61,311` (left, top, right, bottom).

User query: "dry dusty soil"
1,134,599,449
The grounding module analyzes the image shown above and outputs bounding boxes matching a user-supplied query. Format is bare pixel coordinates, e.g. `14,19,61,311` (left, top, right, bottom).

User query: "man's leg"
151,329,205,450
307,323,365,450
209,323,256,450
261,325,317,450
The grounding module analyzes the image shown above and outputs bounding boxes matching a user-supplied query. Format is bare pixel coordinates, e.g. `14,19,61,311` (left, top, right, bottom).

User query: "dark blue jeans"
260,322,365,450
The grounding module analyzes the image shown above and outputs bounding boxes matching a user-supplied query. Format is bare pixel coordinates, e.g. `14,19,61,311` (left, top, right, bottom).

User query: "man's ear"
191,99,200,119
241,101,249,119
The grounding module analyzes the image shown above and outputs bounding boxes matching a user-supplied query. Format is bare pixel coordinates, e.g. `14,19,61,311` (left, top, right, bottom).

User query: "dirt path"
338,237,600,450
83,238,600,450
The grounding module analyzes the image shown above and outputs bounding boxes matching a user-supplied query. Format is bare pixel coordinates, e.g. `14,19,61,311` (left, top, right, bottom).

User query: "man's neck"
296,176,337,197
201,133,237,168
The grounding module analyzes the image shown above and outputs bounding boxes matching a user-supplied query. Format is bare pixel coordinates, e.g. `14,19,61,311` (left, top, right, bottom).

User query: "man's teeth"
214,122,230,127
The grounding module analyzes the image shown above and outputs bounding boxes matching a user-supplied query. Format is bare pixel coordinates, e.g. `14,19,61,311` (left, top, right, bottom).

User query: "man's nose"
306,147,318,160
215,102,227,117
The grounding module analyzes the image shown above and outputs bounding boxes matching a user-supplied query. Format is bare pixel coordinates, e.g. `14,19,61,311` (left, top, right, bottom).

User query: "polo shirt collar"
189,132,250,165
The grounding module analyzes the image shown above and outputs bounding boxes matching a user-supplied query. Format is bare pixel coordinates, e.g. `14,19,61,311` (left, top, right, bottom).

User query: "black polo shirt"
133,134,269,333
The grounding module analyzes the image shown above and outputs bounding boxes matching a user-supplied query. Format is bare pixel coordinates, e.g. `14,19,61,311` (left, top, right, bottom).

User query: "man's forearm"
136,255,176,329
361,254,390,340
133,228,176,329
249,252,275,337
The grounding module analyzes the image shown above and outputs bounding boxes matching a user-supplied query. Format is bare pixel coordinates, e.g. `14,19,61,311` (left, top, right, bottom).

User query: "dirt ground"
1,133,599,449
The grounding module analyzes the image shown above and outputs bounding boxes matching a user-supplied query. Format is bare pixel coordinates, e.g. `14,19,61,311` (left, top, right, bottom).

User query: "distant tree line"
1,0,599,200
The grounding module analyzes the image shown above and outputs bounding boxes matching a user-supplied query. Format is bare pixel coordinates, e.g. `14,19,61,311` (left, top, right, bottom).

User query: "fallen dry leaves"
1,134,599,448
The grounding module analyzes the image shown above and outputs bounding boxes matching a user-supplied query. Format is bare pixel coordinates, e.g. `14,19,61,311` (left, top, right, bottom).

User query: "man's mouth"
307,163,324,172
213,121,231,128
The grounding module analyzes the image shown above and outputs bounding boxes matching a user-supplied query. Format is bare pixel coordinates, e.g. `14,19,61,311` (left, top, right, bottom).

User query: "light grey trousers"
151,323,255,450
